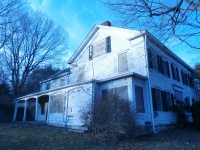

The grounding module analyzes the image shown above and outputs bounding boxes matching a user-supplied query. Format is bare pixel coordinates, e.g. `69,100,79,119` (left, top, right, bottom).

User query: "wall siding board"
147,38,195,125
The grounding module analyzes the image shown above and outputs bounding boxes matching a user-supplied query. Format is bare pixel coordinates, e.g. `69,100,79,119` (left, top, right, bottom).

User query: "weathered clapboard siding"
15,24,196,131
66,83,93,127
132,77,152,125
48,113,64,125
69,26,147,84
97,75,151,126
147,36,195,125
46,83,93,127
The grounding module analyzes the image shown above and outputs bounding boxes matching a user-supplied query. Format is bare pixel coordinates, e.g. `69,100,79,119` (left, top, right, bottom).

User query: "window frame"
118,51,128,73
135,85,145,113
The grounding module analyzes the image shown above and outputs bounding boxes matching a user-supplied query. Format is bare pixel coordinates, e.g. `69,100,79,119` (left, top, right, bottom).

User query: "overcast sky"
29,0,199,68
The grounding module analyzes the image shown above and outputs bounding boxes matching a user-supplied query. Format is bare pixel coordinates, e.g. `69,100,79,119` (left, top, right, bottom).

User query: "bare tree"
0,0,25,49
103,0,200,49
1,9,67,97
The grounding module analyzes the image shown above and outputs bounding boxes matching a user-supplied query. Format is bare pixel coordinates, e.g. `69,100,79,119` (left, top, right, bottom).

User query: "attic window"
78,67,85,82
88,36,111,60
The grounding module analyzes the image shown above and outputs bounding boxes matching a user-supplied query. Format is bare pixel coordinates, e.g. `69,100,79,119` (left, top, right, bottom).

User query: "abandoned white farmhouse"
13,21,195,131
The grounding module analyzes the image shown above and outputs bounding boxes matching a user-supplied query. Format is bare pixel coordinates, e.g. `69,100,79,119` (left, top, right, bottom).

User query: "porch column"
35,97,38,121
12,100,18,121
47,94,51,123
23,100,27,122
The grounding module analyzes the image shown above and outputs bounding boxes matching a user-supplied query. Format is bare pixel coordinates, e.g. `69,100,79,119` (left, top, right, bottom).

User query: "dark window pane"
135,86,145,112
152,88,162,111
161,91,171,112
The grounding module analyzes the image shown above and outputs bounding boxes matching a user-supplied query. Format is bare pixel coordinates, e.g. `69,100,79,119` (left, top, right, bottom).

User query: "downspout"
144,32,156,133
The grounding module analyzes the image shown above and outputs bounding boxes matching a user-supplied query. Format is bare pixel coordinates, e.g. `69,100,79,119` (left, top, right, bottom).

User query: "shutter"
157,55,163,74
171,64,175,79
176,67,180,82
166,61,170,78
160,57,164,74
89,45,93,60
106,36,111,53
181,71,185,84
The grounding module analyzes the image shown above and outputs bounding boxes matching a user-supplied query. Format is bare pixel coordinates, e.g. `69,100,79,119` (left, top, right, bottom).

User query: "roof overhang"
68,25,100,64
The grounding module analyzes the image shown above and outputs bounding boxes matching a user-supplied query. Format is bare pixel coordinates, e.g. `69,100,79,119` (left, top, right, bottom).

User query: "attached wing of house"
13,21,196,132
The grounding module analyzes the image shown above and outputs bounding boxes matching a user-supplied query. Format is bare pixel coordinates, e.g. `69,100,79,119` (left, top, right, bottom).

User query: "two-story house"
13,21,195,132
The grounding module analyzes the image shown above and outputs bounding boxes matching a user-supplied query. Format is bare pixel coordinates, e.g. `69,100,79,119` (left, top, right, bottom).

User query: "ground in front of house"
0,122,200,150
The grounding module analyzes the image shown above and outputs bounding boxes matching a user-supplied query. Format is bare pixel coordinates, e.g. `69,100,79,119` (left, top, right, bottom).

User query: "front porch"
12,81,95,130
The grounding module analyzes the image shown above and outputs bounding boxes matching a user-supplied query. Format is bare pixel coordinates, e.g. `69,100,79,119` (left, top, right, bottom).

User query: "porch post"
47,94,51,123
23,100,27,122
35,97,38,121
12,100,18,121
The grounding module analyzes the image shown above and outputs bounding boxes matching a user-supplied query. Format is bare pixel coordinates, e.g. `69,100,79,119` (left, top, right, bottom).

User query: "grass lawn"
0,122,200,150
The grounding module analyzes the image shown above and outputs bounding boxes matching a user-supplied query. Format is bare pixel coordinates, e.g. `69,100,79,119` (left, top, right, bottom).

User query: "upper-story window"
151,88,174,112
181,70,193,88
89,36,111,60
171,64,180,82
148,49,170,78
78,66,85,82
46,82,50,90
118,52,128,73
60,77,65,86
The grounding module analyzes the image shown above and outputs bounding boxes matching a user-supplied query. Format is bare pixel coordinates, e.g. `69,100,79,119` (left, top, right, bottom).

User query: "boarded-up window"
89,36,111,60
102,86,128,100
135,86,145,112
46,82,50,90
60,77,65,86
118,52,128,72
78,67,85,82
93,39,106,57
50,92,65,113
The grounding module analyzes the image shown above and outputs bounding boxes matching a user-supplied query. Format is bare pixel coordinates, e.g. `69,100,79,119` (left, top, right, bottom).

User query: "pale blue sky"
29,0,199,68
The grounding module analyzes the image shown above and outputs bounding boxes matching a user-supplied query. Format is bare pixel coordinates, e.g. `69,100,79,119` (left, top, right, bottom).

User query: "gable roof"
67,24,143,64
68,23,193,73
40,68,70,83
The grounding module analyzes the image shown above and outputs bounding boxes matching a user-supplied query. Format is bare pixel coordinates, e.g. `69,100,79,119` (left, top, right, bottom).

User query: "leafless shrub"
81,94,136,138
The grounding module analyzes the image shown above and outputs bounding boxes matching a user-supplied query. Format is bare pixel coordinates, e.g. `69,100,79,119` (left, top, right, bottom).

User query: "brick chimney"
101,21,111,26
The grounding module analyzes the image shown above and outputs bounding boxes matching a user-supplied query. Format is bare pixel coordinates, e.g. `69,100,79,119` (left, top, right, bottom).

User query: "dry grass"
0,122,200,150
